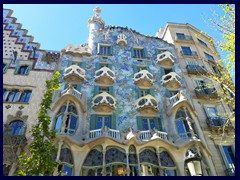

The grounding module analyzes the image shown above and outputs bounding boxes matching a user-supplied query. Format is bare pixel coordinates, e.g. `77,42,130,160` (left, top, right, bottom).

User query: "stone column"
101,148,106,176
136,153,141,176
126,152,130,176
61,101,70,134
53,140,63,176
156,150,162,176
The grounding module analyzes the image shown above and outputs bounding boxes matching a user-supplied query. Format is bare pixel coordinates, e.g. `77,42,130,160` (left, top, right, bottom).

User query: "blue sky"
3,4,225,51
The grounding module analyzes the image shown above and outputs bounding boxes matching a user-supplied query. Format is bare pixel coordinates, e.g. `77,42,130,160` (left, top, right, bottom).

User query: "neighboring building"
3,7,235,176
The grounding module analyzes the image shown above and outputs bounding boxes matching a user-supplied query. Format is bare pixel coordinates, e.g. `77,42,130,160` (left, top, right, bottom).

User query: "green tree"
18,72,61,176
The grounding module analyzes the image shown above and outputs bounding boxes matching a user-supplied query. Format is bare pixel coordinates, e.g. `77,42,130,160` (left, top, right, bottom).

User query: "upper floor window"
181,46,192,56
140,89,150,97
156,48,168,54
94,85,114,96
136,116,162,131
175,108,191,138
198,39,208,47
131,47,147,59
19,90,32,103
204,52,215,61
218,145,235,176
54,103,78,135
3,63,9,73
176,33,186,40
97,44,113,56
90,114,116,130
99,87,110,94
9,120,25,135
14,64,32,75
6,90,20,102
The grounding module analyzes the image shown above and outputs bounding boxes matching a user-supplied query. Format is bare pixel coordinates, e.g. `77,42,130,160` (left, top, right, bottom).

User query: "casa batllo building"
3,7,235,176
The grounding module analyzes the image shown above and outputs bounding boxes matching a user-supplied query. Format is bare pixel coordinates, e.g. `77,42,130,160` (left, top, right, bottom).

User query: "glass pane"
25,91,31,102
142,119,149,130
206,107,218,117
175,119,186,134
97,116,103,129
149,119,155,129
104,116,110,128
223,146,235,165
166,169,176,176
55,115,63,133
9,121,24,135
62,165,72,176
68,115,77,134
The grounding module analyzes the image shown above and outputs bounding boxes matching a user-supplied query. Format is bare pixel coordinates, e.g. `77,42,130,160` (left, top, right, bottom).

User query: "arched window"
129,145,139,176
58,145,74,176
54,103,78,135
175,108,191,138
81,147,103,176
139,148,159,176
9,120,25,135
159,151,177,176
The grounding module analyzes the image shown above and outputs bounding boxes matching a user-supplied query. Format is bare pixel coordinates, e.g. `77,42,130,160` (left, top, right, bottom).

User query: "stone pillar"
53,140,63,176
156,150,162,176
136,153,141,176
61,101,70,133
126,152,130,176
101,148,106,176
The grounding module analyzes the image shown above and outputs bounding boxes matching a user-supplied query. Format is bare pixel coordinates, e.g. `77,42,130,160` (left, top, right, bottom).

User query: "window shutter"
109,46,113,56
80,62,86,69
109,86,114,96
160,67,165,77
143,48,147,59
146,66,151,73
67,60,72,67
111,113,117,129
25,64,32,75
149,88,154,96
14,65,20,74
90,114,96,130
94,86,99,96
76,84,81,91
95,62,100,70
133,65,138,74
97,44,101,54
3,63,10,74
136,116,143,131
108,63,113,69
130,47,134,58
153,117,162,131
155,48,160,55
137,88,141,98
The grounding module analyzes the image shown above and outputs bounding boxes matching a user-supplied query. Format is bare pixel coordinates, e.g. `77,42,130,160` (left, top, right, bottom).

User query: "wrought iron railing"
186,65,208,75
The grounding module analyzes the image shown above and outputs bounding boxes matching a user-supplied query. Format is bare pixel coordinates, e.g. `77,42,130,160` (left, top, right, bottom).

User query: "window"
140,89,150,97
219,145,235,176
57,146,74,176
54,104,78,135
204,52,215,61
14,65,31,75
176,33,186,40
195,80,208,92
187,60,198,66
160,151,177,176
19,90,32,103
175,109,191,138
212,65,220,75
136,117,162,131
9,120,25,135
97,44,112,56
131,47,147,59
164,68,172,75
181,46,192,56
156,48,168,54
3,63,9,73
99,87,110,94
3,89,8,101
72,61,86,69
204,106,224,126
6,90,20,102
198,39,208,47
96,116,111,129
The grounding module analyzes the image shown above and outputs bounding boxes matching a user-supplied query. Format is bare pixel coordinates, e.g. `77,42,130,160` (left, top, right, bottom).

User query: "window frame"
181,46,193,56
97,43,113,56
204,52,215,61
197,38,208,47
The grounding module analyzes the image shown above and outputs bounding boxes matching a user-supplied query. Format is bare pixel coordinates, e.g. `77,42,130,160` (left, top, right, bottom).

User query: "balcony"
61,86,82,102
180,51,198,58
207,117,234,134
161,72,181,91
138,129,168,142
63,65,86,85
195,87,218,99
175,35,194,43
94,67,115,85
89,127,121,140
62,44,92,57
186,65,208,75
92,92,116,113
136,94,158,115
133,70,153,88
156,51,175,69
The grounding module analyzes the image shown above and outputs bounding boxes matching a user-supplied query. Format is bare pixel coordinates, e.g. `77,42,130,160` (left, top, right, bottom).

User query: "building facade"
3,7,235,176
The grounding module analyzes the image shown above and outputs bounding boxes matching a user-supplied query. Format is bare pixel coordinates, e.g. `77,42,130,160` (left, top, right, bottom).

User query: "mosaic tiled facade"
3,7,234,176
